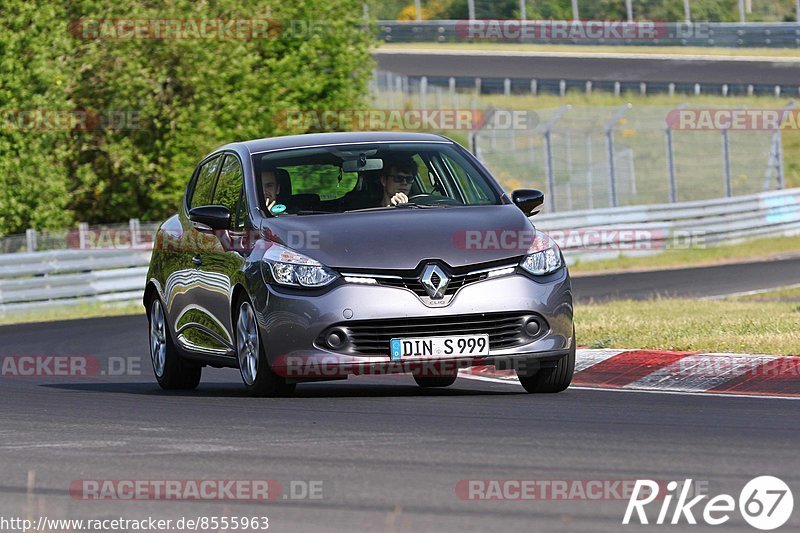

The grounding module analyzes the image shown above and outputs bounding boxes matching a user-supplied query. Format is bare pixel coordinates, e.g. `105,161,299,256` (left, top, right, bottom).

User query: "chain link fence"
0,220,160,254
476,104,787,211
371,71,790,212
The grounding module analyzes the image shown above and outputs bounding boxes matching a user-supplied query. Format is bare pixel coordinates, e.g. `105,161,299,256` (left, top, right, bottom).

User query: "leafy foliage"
0,0,374,234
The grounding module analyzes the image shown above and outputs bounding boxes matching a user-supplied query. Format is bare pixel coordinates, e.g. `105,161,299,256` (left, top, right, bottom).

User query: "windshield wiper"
396,202,452,209
295,210,332,215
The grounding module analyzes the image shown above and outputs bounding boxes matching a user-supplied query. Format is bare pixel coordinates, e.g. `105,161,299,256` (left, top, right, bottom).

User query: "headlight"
520,232,563,276
263,243,338,288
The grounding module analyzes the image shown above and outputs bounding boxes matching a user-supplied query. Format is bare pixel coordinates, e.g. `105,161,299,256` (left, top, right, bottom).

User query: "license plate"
390,334,490,360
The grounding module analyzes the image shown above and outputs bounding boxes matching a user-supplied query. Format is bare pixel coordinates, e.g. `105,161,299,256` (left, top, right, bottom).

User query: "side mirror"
512,189,545,217
189,205,231,232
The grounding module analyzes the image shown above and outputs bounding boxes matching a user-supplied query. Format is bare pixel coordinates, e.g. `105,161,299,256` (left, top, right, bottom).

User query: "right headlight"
519,231,563,276
262,242,338,288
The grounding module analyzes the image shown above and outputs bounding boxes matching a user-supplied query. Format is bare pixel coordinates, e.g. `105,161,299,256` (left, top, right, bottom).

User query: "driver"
379,155,417,207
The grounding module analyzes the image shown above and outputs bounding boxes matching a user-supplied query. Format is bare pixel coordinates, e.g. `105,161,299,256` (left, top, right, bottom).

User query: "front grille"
376,271,488,297
318,312,545,356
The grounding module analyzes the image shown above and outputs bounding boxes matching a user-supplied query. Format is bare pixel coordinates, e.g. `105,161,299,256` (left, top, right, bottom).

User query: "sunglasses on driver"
390,174,415,184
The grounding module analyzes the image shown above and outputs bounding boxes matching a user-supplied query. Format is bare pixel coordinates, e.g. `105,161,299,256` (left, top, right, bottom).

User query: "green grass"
569,234,800,275
0,301,143,326
576,297,800,355
379,42,800,58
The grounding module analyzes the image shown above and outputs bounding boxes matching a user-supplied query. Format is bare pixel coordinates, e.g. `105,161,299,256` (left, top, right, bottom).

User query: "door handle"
191,256,203,267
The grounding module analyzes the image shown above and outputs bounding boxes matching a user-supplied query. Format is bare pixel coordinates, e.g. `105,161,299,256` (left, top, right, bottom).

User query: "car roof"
216,131,455,156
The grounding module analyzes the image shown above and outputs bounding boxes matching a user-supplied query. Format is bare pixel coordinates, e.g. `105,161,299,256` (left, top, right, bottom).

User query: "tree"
0,0,375,233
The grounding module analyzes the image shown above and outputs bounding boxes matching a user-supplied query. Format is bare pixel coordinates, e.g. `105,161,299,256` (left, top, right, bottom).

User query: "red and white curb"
462,349,800,399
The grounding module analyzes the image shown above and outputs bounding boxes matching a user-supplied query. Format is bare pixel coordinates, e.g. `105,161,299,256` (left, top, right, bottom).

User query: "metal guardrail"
1,188,798,313
534,188,800,264
377,21,800,48
0,250,151,314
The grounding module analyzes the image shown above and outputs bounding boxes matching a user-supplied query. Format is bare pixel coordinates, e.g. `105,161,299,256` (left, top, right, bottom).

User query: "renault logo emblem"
420,264,449,299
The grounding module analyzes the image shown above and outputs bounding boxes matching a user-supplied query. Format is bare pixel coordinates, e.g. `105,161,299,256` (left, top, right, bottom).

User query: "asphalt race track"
1,316,799,532
572,255,800,302
1,259,800,531
375,49,800,86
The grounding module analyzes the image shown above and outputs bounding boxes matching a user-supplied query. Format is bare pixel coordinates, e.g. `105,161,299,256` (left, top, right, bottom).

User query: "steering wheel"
407,194,462,206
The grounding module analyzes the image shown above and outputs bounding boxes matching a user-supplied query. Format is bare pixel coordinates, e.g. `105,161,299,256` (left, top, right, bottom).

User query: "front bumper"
252,269,573,380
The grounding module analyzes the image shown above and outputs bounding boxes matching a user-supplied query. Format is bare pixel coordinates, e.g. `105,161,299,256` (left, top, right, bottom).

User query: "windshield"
251,142,501,215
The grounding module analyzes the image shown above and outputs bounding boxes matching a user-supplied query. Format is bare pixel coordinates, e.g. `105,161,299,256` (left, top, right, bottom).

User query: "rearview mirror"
189,205,231,231
342,157,384,172
512,189,545,217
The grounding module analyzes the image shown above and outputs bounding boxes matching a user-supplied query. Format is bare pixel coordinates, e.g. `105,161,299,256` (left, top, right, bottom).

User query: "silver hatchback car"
145,132,574,396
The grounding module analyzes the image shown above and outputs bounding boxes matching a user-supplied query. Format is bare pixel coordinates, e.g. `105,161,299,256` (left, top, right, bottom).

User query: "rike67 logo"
624,477,793,530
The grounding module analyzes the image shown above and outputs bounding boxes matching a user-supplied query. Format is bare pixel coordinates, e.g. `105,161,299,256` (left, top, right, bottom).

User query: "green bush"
0,0,375,235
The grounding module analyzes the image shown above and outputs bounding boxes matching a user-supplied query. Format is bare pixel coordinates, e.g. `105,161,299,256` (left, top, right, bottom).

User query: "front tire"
517,329,576,394
235,296,295,397
148,298,201,390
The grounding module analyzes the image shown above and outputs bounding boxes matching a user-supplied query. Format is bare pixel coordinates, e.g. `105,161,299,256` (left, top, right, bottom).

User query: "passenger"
261,168,291,213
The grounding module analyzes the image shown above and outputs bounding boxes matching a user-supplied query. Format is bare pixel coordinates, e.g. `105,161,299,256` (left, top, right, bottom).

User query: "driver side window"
214,155,245,229
190,157,221,209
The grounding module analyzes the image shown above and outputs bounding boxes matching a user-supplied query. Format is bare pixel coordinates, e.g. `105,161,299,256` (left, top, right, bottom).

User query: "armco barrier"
534,188,800,263
0,250,152,314
0,189,798,312
377,21,800,48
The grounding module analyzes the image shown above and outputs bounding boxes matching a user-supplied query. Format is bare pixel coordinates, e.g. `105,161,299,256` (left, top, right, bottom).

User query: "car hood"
260,205,535,270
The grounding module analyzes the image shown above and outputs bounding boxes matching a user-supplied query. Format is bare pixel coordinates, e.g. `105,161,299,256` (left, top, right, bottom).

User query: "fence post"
470,107,495,162
777,128,786,191
78,222,89,250
666,103,686,203
129,218,140,248
25,229,37,253
773,101,796,189
666,127,677,203
542,105,572,212
605,104,632,208
722,128,732,197
586,134,594,210
420,76,428,109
